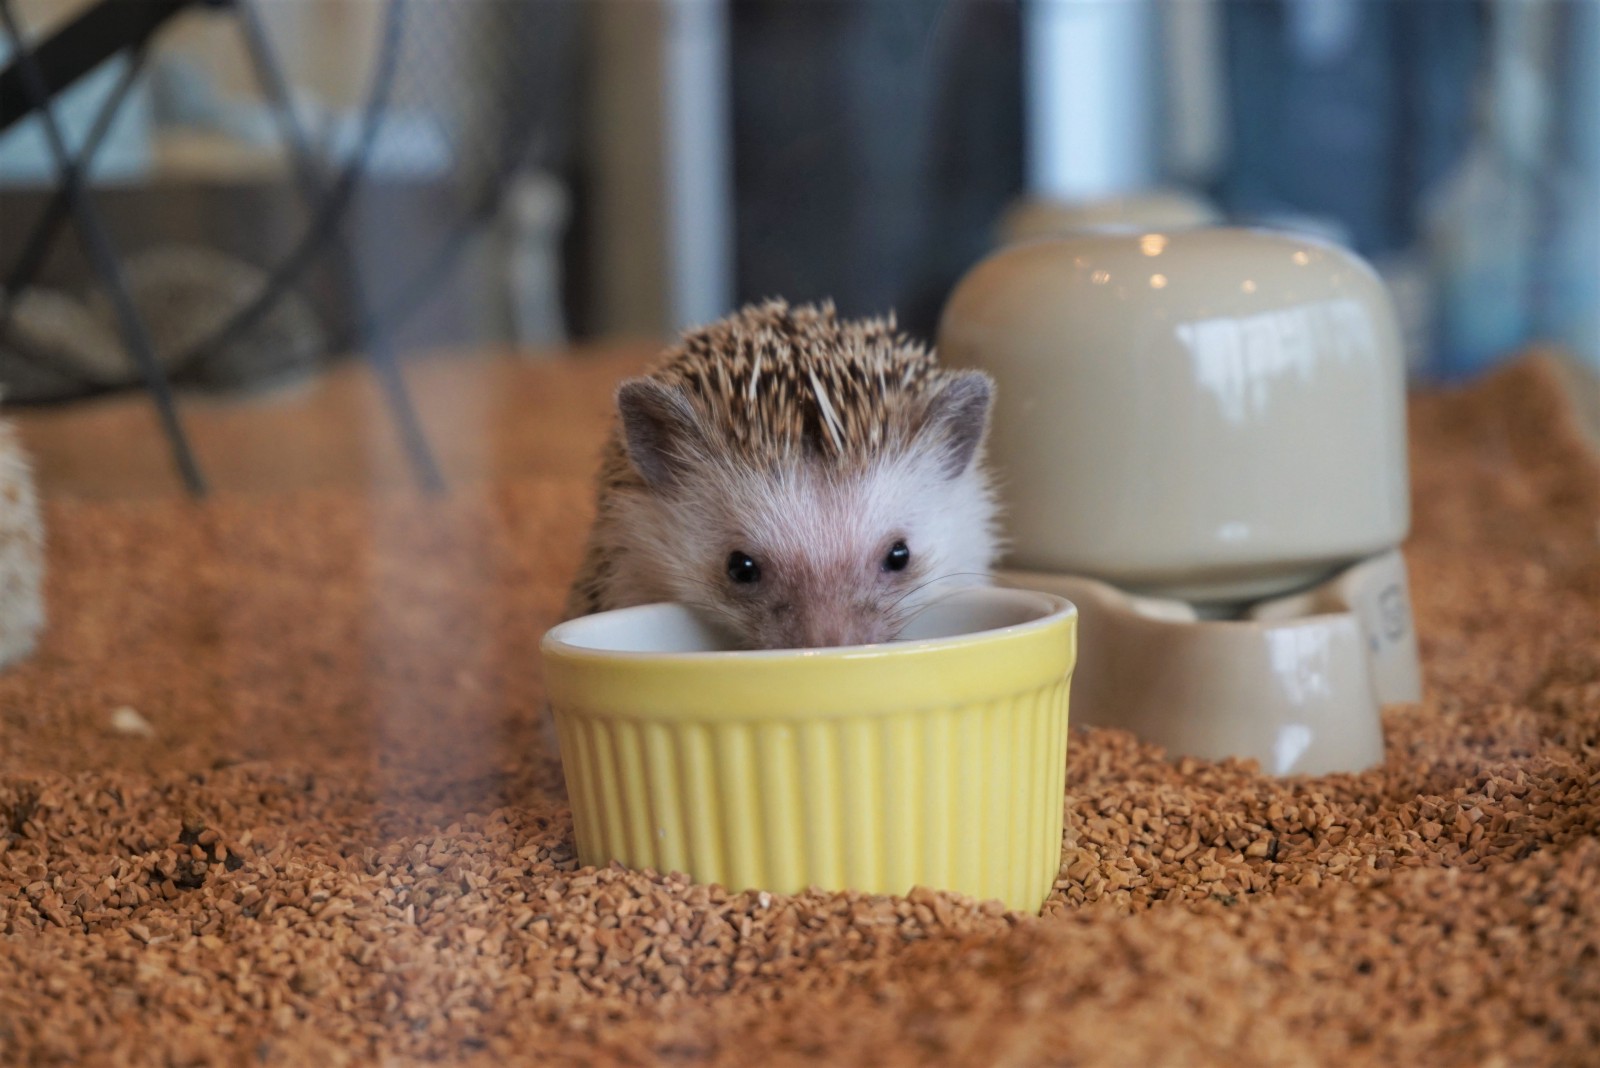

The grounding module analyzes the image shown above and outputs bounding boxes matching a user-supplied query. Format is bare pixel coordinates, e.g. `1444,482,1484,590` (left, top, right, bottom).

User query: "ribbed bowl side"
553,676,1072,912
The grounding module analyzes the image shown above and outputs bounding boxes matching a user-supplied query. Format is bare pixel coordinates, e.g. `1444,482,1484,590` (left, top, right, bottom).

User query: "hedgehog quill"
567,300,1000,649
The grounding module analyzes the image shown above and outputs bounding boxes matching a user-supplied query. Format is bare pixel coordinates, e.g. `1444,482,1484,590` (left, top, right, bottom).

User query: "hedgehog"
566,299,1000,649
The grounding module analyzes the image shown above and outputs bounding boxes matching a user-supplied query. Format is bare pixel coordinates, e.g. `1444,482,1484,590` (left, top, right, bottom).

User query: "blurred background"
0,0,1596,454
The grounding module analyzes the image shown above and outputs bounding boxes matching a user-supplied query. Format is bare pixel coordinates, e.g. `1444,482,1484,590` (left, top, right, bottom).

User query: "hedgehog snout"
758,597,894,650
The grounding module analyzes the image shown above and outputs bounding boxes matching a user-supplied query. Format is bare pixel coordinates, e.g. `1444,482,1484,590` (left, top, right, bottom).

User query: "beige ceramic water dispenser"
938,227,1421,776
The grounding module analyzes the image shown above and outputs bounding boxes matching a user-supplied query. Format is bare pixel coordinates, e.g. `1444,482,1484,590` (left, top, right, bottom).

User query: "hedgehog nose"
787,621,836,649
791,608,881,649
801,624,850,649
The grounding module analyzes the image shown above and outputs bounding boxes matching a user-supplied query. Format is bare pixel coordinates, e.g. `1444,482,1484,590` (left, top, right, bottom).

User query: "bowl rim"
541,586,1076,665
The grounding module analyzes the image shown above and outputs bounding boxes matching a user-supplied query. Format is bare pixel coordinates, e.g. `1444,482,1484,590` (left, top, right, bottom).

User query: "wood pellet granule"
2,355,1598,1067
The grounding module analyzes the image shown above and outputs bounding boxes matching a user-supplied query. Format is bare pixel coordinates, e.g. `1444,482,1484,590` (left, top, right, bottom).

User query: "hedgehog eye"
727,551,762,584
882,541,911,573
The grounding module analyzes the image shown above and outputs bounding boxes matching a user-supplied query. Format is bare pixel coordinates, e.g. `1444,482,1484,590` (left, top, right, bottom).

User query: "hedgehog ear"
921,371,993,479
616,379,704,489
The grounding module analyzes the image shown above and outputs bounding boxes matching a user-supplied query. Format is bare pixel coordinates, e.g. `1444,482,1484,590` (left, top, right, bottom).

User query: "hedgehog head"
605,301,999,649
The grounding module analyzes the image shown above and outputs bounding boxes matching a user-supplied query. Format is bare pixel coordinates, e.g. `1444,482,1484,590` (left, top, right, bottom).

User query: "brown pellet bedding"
3,358,1599,1067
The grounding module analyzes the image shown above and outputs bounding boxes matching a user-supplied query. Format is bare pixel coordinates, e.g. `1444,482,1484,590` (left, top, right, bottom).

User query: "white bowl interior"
555,605,730,654
547,586,1065,655
896,587,1058,641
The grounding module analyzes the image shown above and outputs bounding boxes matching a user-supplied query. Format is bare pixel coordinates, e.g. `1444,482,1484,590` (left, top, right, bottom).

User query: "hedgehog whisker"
886,572,981,607
884,571,992,614
886,601,936,636
881,570,999,639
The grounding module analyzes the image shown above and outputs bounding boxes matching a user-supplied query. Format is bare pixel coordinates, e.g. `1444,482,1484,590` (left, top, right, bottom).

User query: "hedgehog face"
609,369,999,650
685,453,996,649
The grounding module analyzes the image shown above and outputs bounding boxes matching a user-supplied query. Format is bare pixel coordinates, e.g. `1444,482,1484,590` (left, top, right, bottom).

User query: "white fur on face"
601,448,1000,649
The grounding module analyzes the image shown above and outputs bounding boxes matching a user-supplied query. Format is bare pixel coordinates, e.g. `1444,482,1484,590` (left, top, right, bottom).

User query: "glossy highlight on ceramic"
938,226,1410,605
940,226,1419,778
1000,550,1419,778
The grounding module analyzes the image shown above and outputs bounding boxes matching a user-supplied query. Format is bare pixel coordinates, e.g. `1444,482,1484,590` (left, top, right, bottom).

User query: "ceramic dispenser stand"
939,227,1421,776
999,548,1419,777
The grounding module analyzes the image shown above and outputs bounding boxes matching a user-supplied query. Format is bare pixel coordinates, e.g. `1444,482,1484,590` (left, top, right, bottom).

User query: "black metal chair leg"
237,0,445,494
2,41,149,317
0,1,206,495
0,40,150,391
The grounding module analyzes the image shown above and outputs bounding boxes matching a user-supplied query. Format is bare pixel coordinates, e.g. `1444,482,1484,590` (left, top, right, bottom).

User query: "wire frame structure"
0,0,572,494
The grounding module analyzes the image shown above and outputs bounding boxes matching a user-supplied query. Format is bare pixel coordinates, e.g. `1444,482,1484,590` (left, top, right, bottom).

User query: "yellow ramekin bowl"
540,587,1077,912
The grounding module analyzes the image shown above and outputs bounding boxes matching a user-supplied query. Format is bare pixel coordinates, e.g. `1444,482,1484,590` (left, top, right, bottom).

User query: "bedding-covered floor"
2,355,1597,1066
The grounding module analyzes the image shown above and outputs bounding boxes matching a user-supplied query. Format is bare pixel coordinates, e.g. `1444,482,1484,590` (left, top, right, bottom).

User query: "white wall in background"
1554,0,1599,372
661,0,733,335
1161,0,1227,185
585,0,733,340
1022,0,1161,201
